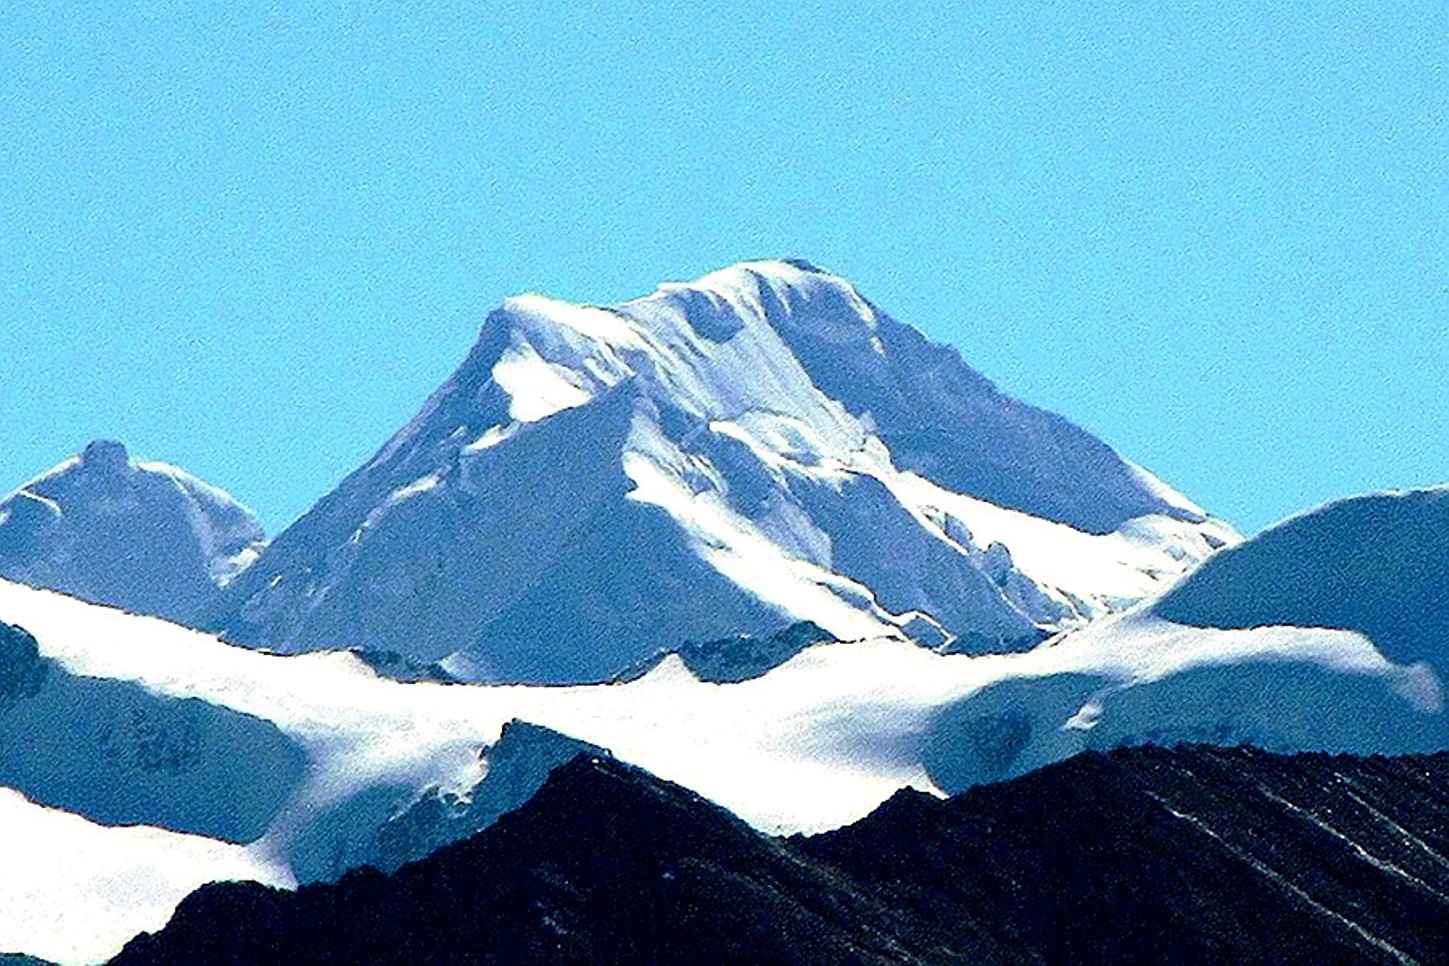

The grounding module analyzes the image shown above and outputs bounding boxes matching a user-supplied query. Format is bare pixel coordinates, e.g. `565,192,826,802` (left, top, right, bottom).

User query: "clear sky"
1,2,1445,536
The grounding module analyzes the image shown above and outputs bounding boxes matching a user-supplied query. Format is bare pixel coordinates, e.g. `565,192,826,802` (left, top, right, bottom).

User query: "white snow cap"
215,258,1235,682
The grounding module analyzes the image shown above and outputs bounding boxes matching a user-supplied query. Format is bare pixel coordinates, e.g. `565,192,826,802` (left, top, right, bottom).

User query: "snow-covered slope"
1153,486,1449,667
0,441,264,625
216,259,1234,681
931,485,1449,792
0,622,304,842
0,564,1440,963
0,786,287,966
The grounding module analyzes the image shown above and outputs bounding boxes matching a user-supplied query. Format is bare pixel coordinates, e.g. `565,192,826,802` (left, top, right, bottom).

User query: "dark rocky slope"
114,754,982,964
116,745,1449,964
804,744,1449,963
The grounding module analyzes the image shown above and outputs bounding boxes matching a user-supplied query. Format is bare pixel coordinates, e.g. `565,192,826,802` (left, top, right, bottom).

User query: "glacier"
214,259,1235,682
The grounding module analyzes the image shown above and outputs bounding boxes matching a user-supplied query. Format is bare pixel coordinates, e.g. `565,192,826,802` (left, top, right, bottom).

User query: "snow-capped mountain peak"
0,441,264,624
215,260,1234,681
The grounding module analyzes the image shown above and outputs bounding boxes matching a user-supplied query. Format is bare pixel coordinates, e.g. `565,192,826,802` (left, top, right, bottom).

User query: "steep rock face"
0,441,264,625
117,746,1449,965
216,260,1233,682
368,719,608,873
615,620,834,683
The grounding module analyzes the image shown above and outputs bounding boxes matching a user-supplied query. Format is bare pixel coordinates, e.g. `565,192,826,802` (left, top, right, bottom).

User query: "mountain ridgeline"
0,262,1445,965
115,744,1449,964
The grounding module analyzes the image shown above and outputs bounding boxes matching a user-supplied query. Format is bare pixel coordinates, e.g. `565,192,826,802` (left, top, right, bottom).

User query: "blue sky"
1,2,1444,535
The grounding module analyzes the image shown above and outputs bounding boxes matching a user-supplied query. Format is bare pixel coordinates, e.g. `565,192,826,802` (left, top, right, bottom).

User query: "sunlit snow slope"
216,259,1234,681
0,440,264,625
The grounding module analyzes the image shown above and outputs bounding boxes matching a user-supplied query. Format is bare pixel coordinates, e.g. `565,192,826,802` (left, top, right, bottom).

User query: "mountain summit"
0,441,263,624
217,260,1234,681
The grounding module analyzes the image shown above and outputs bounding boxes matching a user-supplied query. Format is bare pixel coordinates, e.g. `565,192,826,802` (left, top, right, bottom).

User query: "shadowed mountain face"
0,621,305,843
117,745,1449,964
758,281,1179,535
1155,487,1449,669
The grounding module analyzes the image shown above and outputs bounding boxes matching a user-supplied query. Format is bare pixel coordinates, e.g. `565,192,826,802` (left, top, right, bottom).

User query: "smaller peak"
80,439,130,469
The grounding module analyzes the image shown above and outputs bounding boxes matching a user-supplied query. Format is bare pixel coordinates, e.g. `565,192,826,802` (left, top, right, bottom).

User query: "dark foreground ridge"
115,745,1449,964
